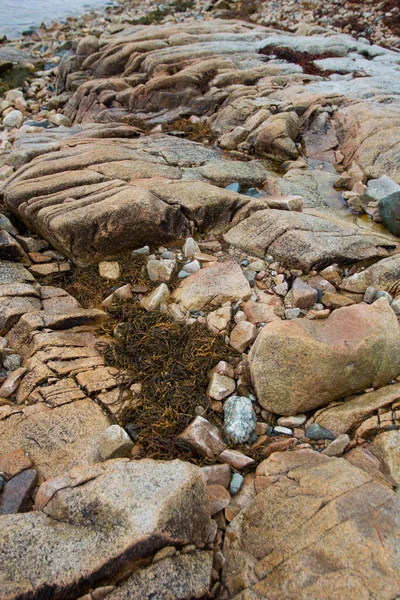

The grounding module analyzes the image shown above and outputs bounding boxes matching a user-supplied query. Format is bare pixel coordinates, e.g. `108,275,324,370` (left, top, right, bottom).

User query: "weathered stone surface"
0,399,111,481
173,261,251,310
107,552,213,600
0,469,37,514
370,431,400,486
223,449,400,599
249,299,400,415
0,447,33,478
311,382,400,436
223,209,397,271
0,459,210,599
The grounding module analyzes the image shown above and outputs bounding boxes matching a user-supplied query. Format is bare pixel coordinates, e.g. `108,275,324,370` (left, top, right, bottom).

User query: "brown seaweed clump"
103,302,238,463
259,46,337,76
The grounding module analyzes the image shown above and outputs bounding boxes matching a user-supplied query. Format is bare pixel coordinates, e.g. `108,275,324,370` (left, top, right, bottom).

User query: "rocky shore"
1,1,400,598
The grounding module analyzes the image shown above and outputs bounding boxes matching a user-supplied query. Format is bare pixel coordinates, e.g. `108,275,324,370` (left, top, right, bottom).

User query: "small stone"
321,292,355,308
292,278,318,309
49,113,72,127
219,449,255,470
182,260,201,274
0,367,26,398
224,396,257,444
152,546,177,564
147,258,175,282
29,262,70,277
132,246,149,255
229,473,244,495
98,425,134,460
277,414,306,428
261,437,297,457
319,265,342,286
364,286,377,304
248,259,266,272
209,361,235,380
114,284,133,301
98,261,120,280
0,166,14,181
305,423,336,441
182,237,200,258
207,305,232,334
230,321,257,353
140,284,170,311
285,308,301,319
178,416,226,458
225,182,240,193
202,464,231,488
391,299,400,315
234,310,247,323
3,354,21,372
0,469,37,514
208,484,231,516
322,434,350,457
273,282,288,296
374,290,393,304
3,110,23,129
273,426,293,436
28,252,51,263
207,373,236,401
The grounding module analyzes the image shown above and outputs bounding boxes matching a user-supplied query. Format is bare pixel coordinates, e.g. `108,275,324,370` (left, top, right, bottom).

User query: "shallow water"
0,0,111,39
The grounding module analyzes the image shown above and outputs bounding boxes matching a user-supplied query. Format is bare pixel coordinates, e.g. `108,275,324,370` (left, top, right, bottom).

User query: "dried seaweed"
163,118,217,143
103,303,238,463
259,46,337,76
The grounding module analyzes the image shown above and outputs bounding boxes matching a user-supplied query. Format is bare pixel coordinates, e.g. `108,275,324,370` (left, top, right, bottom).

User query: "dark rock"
0,469,37,514
305,423,336,441
379,192,400,237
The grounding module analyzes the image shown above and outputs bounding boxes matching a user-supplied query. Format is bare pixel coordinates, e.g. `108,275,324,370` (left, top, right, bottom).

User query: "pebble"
305,423,336,441
285,308,301,319
98,425,134,460
3,109,23,129
207,373,236,401
202,464,231,488
374,290,393,303
273,426,293,436
224,396,257,444
391,298,400,315
274,282,288,296
182,237,200,258
322,434,350,457
182,259,201,274
140,284,170,311
178,416,226,458
229,473,244,495
219,449,255,469
0,367,27,398
277,414,306,428
230,321,257,353
132,246,149,255
364,286,377,304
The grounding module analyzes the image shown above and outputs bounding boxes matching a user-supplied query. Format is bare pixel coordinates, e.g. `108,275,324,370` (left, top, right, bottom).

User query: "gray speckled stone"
224,396,256,444
305,423,335,441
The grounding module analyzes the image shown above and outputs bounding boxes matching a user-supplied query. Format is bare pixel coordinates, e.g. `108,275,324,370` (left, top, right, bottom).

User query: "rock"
277,414,306,428
254,112,300,161
266,195,303,211
224,396,257,444
29,262,70,277
218,449,255,470
208,484,231,515
311,382,400,437
249,299,400,415
305,423,336,441
202,464,231,488
223,209,396,271
209,361,235,380
0,448,33,478
182,237,200,258
147,258,175,282
173,261,251,311
229,473,244,495
370,431,400,486
140,283,170,311
285,307,300,319
0,367,27,397
178,416,226,458
48,114,72,127
380,192,400,237
1,459,210,599
206,305,232,334
273,425,293,436
0,469,38,514
340,255,400,295
345,447,396,489
308,275,336,294
182,260,200,274
241,300,280,325
364,285,377,303
229,321,257,353
3,110,23,129
322,433,350,457
364,176,400,203
223,449,400,598
321,291,355,308
292,277,318,309
207,373,235,401
98,425,134,460
107,552,213,600
98,261,120,280
375,290,393,303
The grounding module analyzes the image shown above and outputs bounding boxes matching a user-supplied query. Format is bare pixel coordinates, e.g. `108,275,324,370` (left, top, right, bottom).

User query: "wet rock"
224,449,400,598
178,416,226,458
249,299,400,415
98,425,134,460
224,396,256,444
